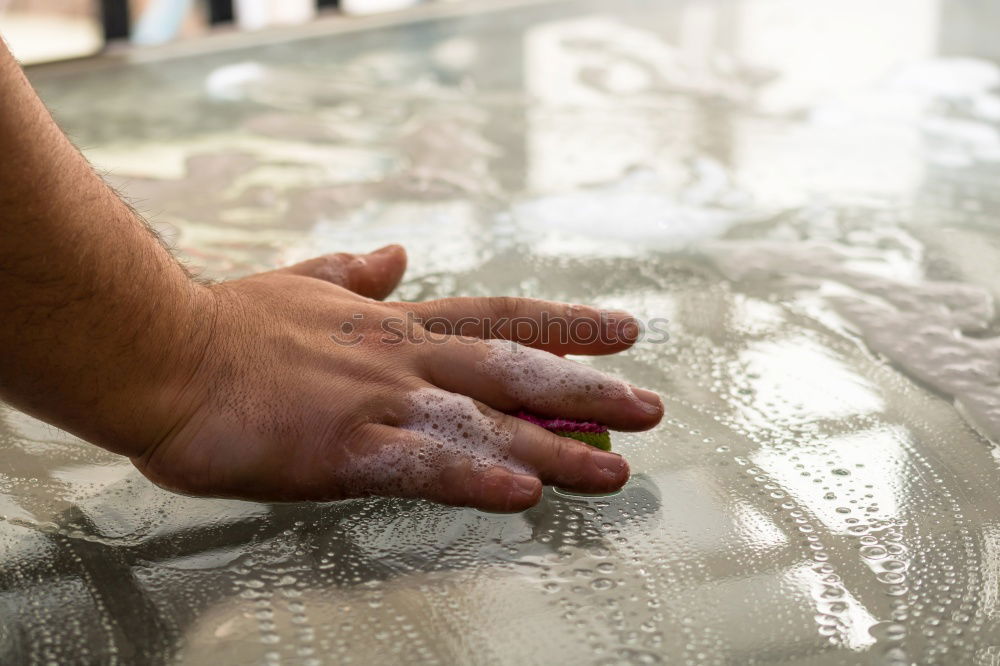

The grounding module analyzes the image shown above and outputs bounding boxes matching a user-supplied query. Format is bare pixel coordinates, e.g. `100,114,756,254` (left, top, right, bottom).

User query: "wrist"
109,278,220,459
2,245,217,460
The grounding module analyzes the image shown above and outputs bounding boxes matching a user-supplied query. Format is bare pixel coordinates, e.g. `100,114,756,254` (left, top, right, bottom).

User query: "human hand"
132,245,663,511
0,41,658,512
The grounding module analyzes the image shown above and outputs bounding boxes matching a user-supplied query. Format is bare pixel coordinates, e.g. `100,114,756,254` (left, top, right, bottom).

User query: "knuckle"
330,252,354,264
552,436,589,476
436,459,475,505
552,436,574,464
407,325,442,369
303,253,351,285
504,411,528,441
397,302,451,338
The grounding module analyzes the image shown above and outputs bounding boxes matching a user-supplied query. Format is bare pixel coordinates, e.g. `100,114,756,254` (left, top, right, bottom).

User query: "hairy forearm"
0,42,208,456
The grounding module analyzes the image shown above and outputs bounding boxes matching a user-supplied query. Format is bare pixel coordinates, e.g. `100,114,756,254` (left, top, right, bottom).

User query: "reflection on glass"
5,0,1000,662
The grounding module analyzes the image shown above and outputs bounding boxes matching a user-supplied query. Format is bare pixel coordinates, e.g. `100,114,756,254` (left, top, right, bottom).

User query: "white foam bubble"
477,339,649,414
204,62,266,101
401,387,521,471
343,388,528,497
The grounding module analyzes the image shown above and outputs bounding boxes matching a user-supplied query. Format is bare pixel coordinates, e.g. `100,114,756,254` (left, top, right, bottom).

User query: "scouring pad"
513,411,612,451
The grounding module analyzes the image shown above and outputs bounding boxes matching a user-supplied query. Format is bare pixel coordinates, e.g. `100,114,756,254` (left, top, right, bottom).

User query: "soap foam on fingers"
344,388,531,497
476,338,652,414
401,387,523,474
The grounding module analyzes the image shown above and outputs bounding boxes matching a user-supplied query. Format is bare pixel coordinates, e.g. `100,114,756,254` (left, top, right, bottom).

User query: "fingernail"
593,452,628,476
512,474,540,497
370,244,398,256
603,310,640,341
631,387,663,414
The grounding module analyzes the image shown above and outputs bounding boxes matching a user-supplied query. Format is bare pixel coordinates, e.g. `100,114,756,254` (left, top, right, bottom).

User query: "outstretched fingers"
349,425,543,512
497,407,631,494
392,405,632,506
420,337,663,431
348,395,629,511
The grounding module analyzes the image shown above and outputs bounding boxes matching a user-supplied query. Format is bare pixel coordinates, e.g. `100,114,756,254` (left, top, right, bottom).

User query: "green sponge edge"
554,429,612,452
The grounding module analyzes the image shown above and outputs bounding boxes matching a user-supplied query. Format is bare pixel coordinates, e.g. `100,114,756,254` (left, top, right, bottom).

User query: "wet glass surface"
7,0,1000,662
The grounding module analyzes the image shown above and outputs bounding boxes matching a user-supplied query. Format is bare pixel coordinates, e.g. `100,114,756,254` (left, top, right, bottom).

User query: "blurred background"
0,0,455,64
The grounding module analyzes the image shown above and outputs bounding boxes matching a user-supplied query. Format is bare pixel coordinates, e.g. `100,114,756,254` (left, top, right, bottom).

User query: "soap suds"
350,341,652,496
400,387,519,472
706,239,1000,442
205,62,267,101
343,388,527,496
831,296,1000,443
477,339,654,414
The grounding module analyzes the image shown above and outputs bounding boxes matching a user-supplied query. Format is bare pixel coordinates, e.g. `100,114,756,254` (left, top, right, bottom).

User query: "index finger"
396,296,639,356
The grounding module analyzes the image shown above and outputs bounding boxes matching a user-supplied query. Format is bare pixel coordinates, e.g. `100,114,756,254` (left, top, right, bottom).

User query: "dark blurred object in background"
0,0,438,65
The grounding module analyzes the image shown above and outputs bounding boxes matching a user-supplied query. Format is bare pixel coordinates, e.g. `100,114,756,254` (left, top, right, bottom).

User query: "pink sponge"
513,411,612,451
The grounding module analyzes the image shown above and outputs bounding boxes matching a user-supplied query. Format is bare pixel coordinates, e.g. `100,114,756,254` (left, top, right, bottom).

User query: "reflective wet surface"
8,0,1000,662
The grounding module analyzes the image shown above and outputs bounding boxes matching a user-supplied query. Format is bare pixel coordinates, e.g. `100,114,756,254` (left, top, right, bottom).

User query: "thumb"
274,244,407,300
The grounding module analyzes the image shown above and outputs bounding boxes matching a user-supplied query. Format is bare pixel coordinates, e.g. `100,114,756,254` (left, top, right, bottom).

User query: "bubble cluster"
399,387,525,474
477,339,652,414
341,388,526,497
